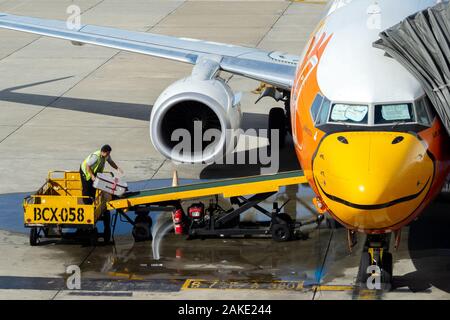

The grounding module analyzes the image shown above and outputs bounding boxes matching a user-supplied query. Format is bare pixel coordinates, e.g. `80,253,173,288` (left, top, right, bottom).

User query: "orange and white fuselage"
291,0,450,234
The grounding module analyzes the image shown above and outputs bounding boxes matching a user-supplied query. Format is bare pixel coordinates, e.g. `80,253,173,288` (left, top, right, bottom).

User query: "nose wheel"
357,233,393,290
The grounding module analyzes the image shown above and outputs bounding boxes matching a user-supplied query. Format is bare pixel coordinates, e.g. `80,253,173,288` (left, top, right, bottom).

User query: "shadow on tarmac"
1,78,273,134
200,136,301,179
394,194,450,293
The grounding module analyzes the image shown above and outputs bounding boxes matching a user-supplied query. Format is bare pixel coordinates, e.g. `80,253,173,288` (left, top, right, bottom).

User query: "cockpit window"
329,104,369,124
315,98,434,130
316,98,331,125
415,96,432,126
374,103,415,124
310,94,324,122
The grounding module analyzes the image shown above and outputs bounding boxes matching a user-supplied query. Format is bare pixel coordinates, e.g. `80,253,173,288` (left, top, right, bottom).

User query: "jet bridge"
373,1,450,135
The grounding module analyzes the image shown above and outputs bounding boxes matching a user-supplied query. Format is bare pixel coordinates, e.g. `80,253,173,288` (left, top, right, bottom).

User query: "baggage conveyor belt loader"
24,170,323,245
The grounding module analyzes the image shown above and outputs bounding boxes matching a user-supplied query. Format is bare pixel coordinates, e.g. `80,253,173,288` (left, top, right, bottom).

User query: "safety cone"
172,170,179,187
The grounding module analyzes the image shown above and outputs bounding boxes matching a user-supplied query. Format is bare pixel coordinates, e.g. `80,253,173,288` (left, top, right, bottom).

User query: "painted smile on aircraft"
316,177,431,210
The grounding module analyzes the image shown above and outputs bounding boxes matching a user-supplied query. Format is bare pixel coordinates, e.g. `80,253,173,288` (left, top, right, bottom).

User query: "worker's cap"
101,144,112,153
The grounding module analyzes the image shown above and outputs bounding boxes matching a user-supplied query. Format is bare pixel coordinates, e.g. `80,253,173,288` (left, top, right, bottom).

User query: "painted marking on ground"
67,291,133,297
0,275,390,298
182,279,304,291
108,271,144,281
0,275,182,292
182,279,361,292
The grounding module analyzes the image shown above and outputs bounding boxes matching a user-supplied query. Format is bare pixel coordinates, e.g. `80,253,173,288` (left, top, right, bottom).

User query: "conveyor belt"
107,170,307,210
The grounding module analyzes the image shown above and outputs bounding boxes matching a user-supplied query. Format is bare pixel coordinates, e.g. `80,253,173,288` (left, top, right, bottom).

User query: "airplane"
0,0,449,286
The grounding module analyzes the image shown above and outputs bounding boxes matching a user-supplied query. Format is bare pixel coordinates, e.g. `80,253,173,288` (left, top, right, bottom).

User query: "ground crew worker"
79,144,123,204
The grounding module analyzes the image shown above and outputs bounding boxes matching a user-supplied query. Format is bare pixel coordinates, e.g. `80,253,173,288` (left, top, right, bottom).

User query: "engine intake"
150,77,241,163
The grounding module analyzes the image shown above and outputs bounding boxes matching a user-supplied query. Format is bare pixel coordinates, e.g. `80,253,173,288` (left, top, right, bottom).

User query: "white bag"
93,173,128,196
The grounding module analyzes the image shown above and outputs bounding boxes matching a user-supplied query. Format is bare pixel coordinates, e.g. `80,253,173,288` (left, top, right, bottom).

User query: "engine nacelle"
150,77,242,163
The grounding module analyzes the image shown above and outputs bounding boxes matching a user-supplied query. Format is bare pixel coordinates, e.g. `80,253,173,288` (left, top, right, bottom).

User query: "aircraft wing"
0,13,299,90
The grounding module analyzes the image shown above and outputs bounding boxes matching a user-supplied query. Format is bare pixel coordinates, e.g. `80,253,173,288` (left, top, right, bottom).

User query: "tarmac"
0,0,449,300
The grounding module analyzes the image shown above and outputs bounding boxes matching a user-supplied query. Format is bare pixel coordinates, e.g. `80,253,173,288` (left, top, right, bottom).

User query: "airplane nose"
313,132,434,231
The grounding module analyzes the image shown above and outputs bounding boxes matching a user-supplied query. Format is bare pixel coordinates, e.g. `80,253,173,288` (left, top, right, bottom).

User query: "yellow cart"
23,171,111,246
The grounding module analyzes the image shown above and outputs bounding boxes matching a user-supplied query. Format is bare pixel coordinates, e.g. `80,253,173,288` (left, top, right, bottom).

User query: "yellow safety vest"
81,150,106,181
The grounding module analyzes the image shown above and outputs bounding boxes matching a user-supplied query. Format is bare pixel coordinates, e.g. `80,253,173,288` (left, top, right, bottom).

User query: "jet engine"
150,76,242,163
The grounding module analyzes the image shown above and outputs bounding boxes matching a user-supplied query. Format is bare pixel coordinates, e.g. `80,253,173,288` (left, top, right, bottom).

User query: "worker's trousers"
79,167,96,204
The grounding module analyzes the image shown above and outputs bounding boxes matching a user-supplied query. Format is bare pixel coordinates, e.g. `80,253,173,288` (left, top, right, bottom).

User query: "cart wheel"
271,224,292,242
132,214,152,242
132,222,151,242
89,228,98,247
135,214,152,228
102,211,111,244
30,227,39,246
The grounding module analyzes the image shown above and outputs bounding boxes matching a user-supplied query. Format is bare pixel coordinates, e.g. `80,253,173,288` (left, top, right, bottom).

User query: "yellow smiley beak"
313,132,434,231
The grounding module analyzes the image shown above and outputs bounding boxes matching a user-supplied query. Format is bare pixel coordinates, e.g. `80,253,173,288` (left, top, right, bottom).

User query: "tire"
132,214,152,242
272,224,292,242
132,222,151,242
135,214,152,228
357,252,371,285
268,107,287,149
29,227,39,246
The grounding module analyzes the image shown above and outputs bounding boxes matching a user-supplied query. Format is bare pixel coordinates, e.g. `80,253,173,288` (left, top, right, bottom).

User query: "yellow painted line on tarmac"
313,285,354,291
107,271,144,281
355,289,382,300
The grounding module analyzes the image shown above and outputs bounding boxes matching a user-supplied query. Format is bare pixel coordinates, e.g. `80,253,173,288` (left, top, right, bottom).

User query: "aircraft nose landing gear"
357,233,393,290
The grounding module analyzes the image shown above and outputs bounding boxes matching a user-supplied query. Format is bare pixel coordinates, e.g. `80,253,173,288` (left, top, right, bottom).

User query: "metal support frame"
364,233,391,252
215,192,275,227
111,209,135,240
108,190,314,241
